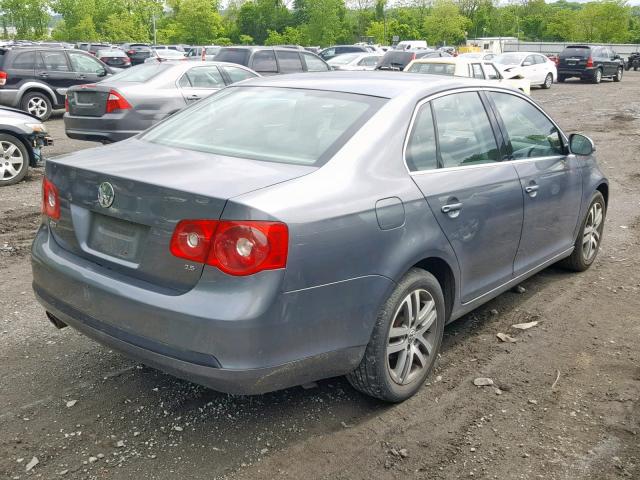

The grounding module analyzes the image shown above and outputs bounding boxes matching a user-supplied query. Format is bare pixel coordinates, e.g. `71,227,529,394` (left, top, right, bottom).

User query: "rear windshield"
141,87,386,166
406,62,455,75
214,48,250,66
561,47,591,57
97,50,126,57
106,63,171,82
379,51,412,68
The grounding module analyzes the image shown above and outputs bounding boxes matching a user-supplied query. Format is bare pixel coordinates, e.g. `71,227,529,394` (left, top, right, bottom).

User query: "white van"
395,40,428,50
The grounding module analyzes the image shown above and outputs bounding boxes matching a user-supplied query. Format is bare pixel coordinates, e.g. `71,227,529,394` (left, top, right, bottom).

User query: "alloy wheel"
596,69,602,83
617,68,623,81
544,73,552,88
386,289,438,385
582,202,603,262
0,140,24,181
27,96,48,119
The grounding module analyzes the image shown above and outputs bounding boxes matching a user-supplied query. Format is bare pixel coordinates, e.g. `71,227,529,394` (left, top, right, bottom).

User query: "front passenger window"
68,52,104,74
489,92,563,159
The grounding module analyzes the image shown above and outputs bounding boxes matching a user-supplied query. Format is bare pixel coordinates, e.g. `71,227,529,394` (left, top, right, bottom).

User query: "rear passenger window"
302,53,329,72
223,66,257,83
276,50,303,73
251,50,277,73
183,66,225,88
471,64,485,79
489,92,563,159
358,56,379,67
432,92,499,168
40,51,70,71
483,63,500,79
406,104,438,172
12,51,36,69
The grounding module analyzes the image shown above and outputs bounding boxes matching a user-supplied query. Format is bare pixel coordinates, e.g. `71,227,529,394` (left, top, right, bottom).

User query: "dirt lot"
1,77,639,480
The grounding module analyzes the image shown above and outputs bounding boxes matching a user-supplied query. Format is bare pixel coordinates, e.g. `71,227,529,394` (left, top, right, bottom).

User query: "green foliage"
0,0,638,49
423,0,470,46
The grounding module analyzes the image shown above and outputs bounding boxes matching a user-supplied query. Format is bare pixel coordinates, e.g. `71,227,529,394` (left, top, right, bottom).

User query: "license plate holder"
88,214,148,263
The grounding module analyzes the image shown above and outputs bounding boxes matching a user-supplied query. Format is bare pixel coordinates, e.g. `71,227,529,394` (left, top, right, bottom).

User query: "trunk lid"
67,84,112,117
46,139,314,292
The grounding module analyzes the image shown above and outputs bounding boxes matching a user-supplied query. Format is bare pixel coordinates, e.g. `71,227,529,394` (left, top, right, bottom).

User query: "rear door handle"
77,74,86,79
38,72,48,77
524,185,539,193
187,94,200,100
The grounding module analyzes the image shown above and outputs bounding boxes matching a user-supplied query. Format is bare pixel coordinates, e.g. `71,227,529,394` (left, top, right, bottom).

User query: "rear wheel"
347,268,445,403
591,68,602,84
614,66,623,82
559,192,606,272
0,133,29,186
21,91,52,121
542,73,553,89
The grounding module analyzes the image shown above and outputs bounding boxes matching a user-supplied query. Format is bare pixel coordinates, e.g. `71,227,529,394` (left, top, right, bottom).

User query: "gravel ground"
0,77,639,480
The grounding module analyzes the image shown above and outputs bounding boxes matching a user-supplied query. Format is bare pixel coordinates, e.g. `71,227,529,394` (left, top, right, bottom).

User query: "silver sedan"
63,61,259,143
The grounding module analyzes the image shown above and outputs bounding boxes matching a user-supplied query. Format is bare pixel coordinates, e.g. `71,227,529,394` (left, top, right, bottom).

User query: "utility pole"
152,14,157,45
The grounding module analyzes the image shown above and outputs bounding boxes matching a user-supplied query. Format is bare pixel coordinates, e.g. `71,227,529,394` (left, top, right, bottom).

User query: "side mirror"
522,61,532,67
569,133,595,156
97,67,108,77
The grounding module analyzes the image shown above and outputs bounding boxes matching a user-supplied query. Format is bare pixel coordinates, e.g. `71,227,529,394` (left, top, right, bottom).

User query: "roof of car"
233,71,491,99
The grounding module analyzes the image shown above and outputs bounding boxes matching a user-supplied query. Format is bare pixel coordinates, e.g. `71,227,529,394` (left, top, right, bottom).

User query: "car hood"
0,106,40,123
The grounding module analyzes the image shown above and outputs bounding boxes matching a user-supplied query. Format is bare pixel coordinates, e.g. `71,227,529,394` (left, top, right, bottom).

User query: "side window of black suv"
11,51,37,70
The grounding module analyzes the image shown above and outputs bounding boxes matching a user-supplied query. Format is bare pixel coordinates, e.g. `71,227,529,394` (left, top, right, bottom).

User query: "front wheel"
559,192,606,272
347,268,445,402
542,73,553,89
614,66,623,82
0,133,29,186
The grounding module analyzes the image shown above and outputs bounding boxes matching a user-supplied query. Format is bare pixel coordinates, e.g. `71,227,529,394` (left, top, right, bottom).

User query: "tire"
634,66,638,72
0,133,29,186
614,66,623,82
347,268,445,403
591,68,602,84
558,75,566,83
20,91,52,121
542,73,553,89
559,192,606,272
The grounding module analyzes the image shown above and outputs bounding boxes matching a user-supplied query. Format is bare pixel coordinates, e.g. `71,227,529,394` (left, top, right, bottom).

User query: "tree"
423,0,470,46
306,0,348,46
0,0,49,39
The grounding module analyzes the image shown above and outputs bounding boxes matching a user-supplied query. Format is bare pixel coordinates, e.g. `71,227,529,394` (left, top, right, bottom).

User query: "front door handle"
525,185,539,194
77,74,86,79
441,202,463,218
38,72,48,78
187,94,200,100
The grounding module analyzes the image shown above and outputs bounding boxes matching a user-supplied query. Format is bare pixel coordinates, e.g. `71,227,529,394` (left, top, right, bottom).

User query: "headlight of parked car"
24,123,47,133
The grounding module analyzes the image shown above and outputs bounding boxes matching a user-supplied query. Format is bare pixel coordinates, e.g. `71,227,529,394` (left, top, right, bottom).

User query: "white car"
404,57,531,95
493,52,557,89
327,52,383,71
458,52,496,62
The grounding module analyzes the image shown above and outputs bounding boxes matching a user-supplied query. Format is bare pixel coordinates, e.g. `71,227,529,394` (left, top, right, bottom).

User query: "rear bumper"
0,89,20,108
31,224,390,394
558,67,596,78
64,112,144,143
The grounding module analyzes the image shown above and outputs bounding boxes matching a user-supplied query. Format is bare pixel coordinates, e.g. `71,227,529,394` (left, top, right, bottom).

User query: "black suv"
376,49,451,71
214,46,330,75
0,47,116,120
557,45,624,84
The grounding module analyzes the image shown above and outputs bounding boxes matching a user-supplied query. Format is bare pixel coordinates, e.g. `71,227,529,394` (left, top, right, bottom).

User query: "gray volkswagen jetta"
32,73,608,402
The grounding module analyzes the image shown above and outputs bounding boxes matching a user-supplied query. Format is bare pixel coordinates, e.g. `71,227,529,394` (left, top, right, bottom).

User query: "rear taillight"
170,220,288,276
586,56,593,67
127,50,135,55
42,177,60,220
0,70,7,86
123,57,131,64
105,89,132,113
64,94,69,112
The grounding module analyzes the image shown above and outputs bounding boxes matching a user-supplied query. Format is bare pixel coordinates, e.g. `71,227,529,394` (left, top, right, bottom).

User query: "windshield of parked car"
328,53,361,65
406,62,456,75
494,53,525,65
106,63,172,82
156,49,184,58
141,87,386,166
97,49,126,57
561,46,591,58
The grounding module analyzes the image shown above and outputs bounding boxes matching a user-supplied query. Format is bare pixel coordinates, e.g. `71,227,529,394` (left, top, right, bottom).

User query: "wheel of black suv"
0,133,29,186
560,192,606,272
614,66,623,82
542,73,553,89
347,268,445,403
591,68,602,84
21,91,52,121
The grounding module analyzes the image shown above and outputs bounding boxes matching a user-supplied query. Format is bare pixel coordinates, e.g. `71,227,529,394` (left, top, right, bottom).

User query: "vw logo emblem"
97,182,115,208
